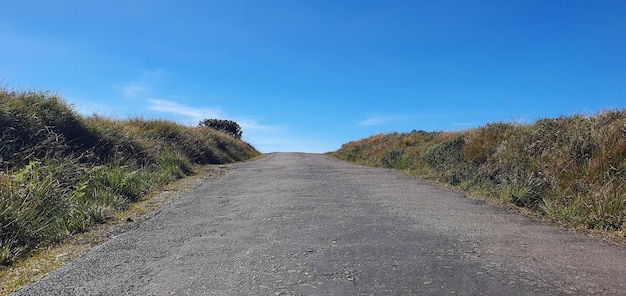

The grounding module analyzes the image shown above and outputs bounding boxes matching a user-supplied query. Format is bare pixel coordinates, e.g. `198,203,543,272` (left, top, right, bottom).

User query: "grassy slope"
0,89,260,266
332,111,626,241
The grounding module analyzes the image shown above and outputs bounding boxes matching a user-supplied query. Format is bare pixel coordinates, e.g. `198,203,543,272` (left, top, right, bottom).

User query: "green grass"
0,89,260,265
332,111,626,238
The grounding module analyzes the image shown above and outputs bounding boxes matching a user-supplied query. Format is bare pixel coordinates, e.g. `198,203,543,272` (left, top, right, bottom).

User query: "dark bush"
199,119,243,139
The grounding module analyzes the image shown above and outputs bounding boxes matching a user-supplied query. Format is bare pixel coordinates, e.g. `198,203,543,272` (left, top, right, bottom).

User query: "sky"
1,0,625,153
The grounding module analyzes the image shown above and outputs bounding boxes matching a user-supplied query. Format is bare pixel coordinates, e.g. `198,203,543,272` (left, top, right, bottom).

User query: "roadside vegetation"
333,111,626,241
0,89,260,266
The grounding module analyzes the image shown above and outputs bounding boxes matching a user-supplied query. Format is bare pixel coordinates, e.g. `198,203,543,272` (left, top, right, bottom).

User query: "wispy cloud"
357,115,406,126
147,99,222,124
116,70,288,152
116,69,164,99
147,99,281,132
146,99,292,152
237,118,281,132
121,83,147,99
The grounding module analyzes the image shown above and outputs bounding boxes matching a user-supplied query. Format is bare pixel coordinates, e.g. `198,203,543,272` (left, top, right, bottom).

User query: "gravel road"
13,153,626,295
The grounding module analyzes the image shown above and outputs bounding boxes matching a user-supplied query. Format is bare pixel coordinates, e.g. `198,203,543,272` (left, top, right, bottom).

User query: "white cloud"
144,99,316,152
121,83,147,99
122,83,148,98
116,69,164,99
114,71,311,153
147,99,222,125
236,118,281,132
73,94,331,153
357,115,405,126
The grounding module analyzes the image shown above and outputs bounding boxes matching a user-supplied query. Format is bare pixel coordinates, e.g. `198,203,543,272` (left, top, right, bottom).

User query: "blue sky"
1,1,625,153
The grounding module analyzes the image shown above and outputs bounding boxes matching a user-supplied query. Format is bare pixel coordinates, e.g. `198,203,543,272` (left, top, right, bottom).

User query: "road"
13,153,626,295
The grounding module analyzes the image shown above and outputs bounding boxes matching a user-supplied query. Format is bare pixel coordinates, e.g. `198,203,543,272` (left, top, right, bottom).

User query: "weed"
381,149,415,170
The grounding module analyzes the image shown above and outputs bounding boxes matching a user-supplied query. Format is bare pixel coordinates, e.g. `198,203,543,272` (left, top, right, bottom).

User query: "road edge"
0,163,235,295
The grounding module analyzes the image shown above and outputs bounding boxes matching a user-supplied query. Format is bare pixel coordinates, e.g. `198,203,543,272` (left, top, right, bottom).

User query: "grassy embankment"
0,89,260,266
333,111,626,241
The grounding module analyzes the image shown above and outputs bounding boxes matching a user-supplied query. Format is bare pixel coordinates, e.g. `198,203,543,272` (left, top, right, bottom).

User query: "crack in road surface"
13,153,626,295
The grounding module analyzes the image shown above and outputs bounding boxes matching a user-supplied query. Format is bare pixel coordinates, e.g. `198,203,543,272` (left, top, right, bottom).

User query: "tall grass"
333,111,626,235
0,89,260,265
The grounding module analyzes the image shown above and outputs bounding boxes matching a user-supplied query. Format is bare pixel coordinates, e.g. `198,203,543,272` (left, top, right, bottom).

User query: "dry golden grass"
333,110,626,239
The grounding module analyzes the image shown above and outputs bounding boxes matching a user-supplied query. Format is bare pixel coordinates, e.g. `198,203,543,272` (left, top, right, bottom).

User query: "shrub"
199,119,243,139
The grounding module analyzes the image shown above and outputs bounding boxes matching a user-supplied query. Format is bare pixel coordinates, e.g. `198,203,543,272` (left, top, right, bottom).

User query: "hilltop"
0,89,260,266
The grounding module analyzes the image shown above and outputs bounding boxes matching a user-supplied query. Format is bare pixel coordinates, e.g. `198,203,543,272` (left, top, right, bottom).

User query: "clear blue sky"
1,1,625,153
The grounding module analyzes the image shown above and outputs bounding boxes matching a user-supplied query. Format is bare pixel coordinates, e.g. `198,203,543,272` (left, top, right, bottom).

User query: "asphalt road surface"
13,153,626,295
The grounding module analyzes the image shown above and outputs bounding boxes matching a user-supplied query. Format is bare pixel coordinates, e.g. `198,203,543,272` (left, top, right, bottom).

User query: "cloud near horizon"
146,99,292,152
117,71,317,152
147,99,279,132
